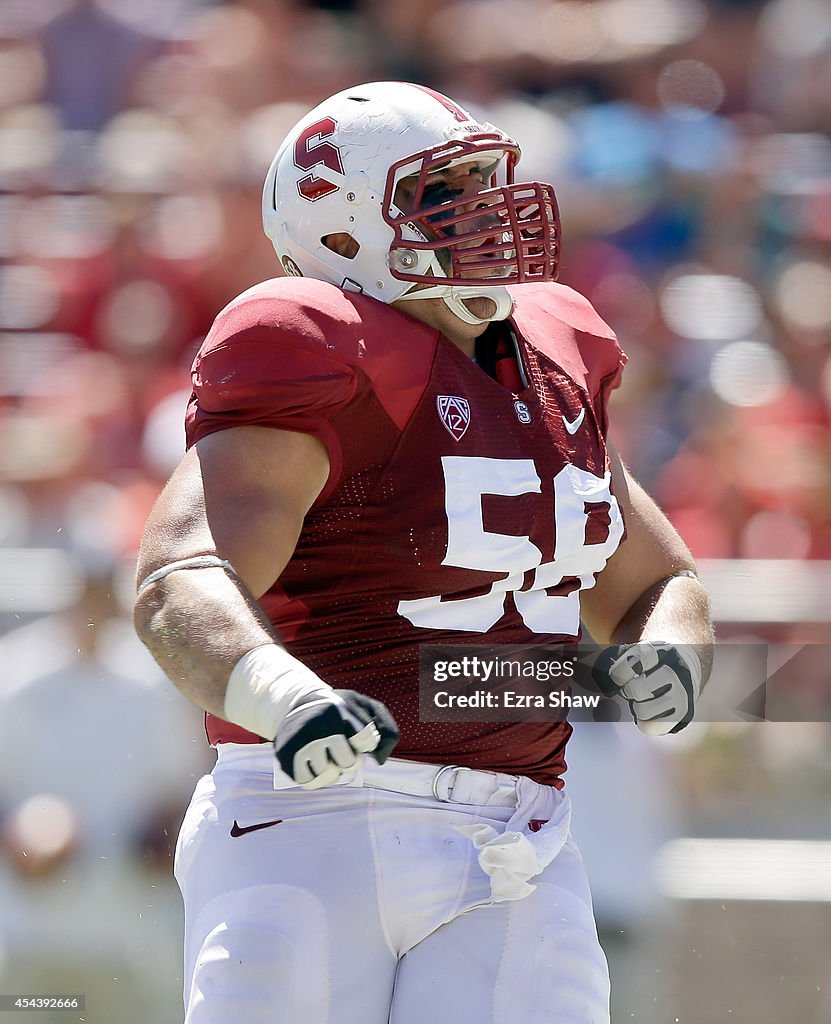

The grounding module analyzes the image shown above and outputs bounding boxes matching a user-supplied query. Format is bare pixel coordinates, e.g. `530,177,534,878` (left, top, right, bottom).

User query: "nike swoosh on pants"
230,818,283,837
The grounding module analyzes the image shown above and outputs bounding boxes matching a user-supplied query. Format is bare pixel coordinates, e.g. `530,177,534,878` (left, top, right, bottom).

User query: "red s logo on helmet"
294,117,344,202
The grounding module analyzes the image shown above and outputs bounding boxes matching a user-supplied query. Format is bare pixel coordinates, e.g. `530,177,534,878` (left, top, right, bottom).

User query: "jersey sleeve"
185,284,359,500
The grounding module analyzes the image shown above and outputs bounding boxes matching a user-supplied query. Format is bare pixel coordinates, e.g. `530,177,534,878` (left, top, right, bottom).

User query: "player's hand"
274,689,399,789
591,642,701,736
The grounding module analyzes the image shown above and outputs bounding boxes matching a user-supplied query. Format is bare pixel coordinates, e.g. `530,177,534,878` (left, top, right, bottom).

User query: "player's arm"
134,425,398,786
580,440,714,734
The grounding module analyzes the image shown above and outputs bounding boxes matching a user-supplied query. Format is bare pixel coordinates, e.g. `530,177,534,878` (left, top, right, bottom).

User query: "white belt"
214,743,571,904
214,743,518,807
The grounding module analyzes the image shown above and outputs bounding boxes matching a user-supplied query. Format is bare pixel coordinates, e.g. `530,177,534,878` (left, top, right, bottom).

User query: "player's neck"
391,295,488,359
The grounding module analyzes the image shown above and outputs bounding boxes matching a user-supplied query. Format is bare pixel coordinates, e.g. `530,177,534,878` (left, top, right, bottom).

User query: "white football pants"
175,744,610,1024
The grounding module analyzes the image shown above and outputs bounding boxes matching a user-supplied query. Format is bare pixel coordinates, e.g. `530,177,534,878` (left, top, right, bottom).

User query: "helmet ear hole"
322,233,360,260
281,256,303,277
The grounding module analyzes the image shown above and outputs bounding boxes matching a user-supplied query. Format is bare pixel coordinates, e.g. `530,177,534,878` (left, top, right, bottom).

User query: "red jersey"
186,278,626,785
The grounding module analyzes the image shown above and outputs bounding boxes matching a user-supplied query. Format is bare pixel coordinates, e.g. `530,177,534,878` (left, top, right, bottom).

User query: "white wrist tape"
224,644,333,741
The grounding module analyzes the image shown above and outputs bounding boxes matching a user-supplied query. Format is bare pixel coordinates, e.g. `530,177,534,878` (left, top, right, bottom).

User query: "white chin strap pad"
397,283,513,325
446,285,514,324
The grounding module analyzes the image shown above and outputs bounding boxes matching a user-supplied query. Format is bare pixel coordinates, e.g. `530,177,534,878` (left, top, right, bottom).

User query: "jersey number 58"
397,456,623,635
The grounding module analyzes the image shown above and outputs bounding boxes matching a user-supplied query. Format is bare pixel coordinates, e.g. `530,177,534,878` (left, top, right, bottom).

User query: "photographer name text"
432,690,600,709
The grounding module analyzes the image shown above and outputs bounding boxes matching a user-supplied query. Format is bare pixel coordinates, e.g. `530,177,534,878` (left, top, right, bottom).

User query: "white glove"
592,642,701,735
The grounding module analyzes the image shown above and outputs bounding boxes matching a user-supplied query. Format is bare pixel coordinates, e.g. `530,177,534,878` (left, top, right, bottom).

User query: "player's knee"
492,890,610,1023
187,921,300,1021
184,885,329,1023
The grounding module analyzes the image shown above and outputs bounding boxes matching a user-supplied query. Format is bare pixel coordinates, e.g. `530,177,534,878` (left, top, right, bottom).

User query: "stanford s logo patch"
514,400,532,424
436,395,471,441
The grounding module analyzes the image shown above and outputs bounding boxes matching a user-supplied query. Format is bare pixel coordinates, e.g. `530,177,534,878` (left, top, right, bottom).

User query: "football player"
134,82,712,1024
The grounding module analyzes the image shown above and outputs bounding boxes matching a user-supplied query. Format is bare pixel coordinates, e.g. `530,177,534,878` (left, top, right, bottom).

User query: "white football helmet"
262,81,560,325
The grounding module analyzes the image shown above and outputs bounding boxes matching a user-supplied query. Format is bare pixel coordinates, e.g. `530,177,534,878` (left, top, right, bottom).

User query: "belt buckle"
431,764,472,803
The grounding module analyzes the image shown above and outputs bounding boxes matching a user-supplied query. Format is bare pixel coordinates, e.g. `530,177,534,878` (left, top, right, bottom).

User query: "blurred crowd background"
0,0,829,1021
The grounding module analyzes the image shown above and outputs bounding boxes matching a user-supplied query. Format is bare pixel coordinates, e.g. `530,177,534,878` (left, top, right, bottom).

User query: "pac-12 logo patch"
436,395,471,441
514,400,532,424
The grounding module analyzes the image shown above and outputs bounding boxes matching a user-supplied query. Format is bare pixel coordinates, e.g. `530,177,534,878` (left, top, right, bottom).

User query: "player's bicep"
138,426,330,598
580,441,697,642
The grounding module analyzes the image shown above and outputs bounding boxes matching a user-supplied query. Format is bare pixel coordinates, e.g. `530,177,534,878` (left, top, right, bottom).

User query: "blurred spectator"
37,0,163,132
0,563,210,1023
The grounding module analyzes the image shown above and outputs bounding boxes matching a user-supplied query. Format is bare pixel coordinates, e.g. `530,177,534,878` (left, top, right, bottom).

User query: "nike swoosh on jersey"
229,818,284,837
562,408,586,434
